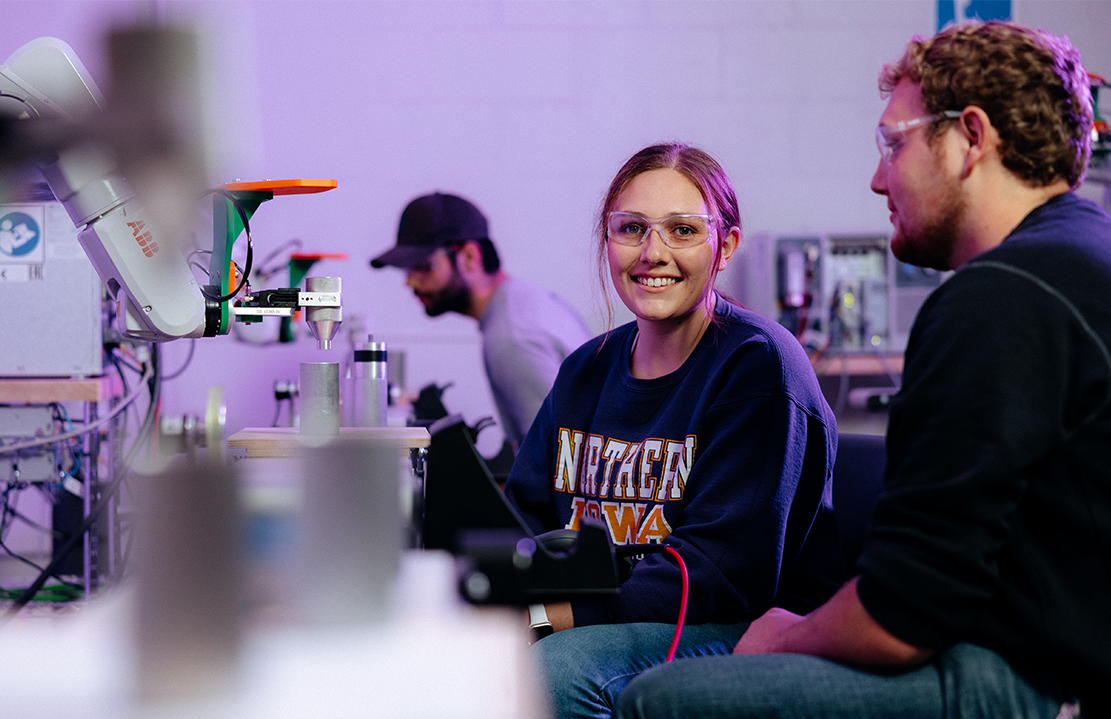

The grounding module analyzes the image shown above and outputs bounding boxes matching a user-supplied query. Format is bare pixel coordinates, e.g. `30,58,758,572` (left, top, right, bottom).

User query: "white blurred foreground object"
298,433,399,626
0,552,550,719
133,457,243,706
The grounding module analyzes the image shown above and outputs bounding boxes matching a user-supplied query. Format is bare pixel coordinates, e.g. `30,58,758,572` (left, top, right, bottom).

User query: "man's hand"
731,578,933,667
733,607,804,654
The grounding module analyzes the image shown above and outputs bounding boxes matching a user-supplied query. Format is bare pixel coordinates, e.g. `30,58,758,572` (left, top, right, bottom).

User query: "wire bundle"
0,342,161,619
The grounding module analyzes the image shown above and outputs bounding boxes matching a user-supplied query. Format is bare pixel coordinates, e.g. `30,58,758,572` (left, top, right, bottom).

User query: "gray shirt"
478,277,592,448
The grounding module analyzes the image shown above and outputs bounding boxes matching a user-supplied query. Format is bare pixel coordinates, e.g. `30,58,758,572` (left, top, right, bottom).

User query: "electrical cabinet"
0,194,104,377
730,232,946,355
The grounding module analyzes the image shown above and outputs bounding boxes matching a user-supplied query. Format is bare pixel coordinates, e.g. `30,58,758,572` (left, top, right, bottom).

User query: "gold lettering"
554,428,585,492
638,439,663,500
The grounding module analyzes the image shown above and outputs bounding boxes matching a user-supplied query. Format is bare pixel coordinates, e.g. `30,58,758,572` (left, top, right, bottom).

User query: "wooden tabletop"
228,426,430,458
0,375,124,404
813,353,904,377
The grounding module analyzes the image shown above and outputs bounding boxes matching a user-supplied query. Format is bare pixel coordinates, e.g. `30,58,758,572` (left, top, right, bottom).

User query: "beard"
417,271,471,317
889,164,966,271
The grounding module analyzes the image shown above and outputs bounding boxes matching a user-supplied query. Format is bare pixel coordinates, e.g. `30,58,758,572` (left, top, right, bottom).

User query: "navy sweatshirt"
504,298,843,627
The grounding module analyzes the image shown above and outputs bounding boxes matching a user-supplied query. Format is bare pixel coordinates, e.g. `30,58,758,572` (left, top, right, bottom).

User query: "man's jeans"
616,643,1074,719
534,621,748,719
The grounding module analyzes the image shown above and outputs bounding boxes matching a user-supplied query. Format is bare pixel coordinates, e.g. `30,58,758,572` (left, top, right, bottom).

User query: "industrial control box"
0,191,104,376
729,232,946,355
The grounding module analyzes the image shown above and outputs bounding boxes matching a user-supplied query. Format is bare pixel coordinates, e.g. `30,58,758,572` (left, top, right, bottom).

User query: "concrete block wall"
4,0,1110,456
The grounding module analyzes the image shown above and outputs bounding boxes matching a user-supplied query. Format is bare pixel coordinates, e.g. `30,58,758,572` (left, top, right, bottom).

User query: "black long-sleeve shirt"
857,192,1111,710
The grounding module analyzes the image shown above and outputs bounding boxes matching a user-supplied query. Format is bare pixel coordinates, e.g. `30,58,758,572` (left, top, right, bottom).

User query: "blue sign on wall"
938,0,1011,31
0,211,41,259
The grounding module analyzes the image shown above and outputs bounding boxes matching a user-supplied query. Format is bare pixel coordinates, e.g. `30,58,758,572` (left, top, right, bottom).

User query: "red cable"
663,545,689,662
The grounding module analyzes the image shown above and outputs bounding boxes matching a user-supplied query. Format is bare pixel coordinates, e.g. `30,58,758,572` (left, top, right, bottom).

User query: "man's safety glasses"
876,110,961,163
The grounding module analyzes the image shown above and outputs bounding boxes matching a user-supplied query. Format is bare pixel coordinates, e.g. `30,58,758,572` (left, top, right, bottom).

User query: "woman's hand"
547,601,575,632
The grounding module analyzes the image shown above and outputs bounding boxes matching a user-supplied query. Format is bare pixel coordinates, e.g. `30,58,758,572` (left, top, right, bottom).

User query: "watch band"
528,603,554,644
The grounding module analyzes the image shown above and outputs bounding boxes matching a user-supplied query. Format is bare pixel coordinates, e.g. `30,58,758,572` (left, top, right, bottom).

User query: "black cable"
0,485,17,537
107,348,141,378
0,535,82,590
123,343,161,469
50,403,86,481
199,188,254,303
254,237,303,279
105,350,136,444
0,534,50,576
115,511,137,584
4,344,161,618
161,338,196,381
4,494,64,539
614,543,671,558
106,350,133,398
0,487,79,589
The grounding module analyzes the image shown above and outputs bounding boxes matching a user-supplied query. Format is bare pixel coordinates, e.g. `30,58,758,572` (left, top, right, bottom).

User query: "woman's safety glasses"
606,212,715,249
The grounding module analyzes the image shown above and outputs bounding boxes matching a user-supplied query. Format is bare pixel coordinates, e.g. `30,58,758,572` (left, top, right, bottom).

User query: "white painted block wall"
4,0,1110,457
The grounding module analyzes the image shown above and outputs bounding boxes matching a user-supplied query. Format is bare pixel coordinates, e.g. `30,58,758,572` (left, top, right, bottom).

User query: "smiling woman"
503,143,845,719
605,166,737,378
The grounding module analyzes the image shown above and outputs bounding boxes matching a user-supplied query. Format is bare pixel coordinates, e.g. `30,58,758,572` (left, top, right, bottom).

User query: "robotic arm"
1,37,208,340
1,36,341,346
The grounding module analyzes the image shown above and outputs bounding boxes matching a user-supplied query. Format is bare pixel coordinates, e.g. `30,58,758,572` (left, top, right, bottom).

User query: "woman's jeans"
533,621,749,719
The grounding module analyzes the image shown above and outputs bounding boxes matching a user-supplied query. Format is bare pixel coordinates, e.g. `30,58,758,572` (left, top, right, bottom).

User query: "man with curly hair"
615,21,1110,719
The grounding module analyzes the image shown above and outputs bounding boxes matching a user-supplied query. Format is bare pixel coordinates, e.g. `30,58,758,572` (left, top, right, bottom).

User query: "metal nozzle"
305,276,342,350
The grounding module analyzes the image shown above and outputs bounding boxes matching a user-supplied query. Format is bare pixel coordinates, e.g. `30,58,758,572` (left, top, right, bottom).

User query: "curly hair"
880,21,1093,189
594,143,742,328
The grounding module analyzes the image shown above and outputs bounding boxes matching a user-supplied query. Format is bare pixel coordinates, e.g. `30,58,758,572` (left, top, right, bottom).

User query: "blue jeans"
533,621,748,719
616,643,1074,719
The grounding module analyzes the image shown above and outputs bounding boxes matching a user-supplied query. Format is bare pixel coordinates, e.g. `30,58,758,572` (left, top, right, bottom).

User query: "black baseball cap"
369,192,489,269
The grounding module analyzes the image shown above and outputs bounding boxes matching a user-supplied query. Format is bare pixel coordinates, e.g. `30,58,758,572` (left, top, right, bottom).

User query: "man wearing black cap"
371,192,592,451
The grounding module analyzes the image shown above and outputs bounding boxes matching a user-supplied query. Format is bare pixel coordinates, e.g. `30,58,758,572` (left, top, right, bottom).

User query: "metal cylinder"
344,339,388,427
304,276,342,350
299,362,340,438
388,348,406,405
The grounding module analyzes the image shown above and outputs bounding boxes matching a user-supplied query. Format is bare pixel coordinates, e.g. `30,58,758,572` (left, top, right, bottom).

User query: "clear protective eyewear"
606,212,715,249
875,110,961,163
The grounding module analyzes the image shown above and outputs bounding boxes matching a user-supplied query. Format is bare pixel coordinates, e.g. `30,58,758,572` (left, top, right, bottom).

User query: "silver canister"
300,362,340,438
343,339,388,427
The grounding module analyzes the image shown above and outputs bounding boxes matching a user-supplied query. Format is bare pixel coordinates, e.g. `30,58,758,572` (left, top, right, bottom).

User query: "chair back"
831,433,886,573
